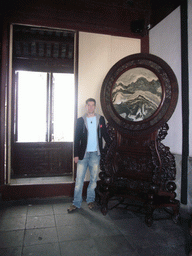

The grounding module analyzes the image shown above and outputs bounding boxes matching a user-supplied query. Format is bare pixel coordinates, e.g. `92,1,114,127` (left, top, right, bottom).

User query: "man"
67,98,111,213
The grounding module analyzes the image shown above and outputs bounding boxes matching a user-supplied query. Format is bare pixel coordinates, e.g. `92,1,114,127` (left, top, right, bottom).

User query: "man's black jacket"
74,113,111,160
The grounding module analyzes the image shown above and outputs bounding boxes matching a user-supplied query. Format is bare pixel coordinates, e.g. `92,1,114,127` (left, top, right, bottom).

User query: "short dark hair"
86,98,96,105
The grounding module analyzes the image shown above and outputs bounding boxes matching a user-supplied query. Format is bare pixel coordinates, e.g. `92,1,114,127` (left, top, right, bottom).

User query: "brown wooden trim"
180,0,189,205
0,22,9,186
12,142,73,178
74,31,79,123
2,183,74,200
12,20,143,40
1,0,181,40
141,34,149,53
2,3,145,39
1,181,89,201
73,31,79,181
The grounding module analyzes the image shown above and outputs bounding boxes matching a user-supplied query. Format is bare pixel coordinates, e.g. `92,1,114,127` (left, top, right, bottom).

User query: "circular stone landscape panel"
112,67,162,122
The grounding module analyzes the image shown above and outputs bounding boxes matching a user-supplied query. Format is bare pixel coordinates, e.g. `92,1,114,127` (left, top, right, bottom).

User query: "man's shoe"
88,202,95,210
67,205,77,213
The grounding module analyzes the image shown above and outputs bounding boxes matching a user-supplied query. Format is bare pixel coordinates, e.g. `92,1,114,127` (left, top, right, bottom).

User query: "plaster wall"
78,32,141,117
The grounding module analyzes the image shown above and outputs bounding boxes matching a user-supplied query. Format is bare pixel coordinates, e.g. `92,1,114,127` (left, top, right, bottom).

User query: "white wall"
149,7,182,155
78,32,141,117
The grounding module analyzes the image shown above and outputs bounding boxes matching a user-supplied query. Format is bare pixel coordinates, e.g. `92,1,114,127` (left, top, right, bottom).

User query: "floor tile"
55,212,86,227
87,221,121,237
0,216,26,231
53,202,72,214
0,247,22,256
26,214,55,229
93,235,137,256
107,207,137,220
22,242,61,256
149,221,186,247
24,227,58,246
136,246,154,256
0,197,191,256
150,244,187,256
79,207,113,225
0,230,24,248
27,204,54,216
57,224,90,242
113,217,149,236
60,238,100,256
0,205,28,218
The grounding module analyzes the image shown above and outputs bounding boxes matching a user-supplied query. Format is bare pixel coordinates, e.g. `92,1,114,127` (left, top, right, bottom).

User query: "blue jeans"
73,152,100,208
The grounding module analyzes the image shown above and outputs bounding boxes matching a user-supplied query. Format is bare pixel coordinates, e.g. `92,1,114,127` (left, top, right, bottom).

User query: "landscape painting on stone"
112,67,162,122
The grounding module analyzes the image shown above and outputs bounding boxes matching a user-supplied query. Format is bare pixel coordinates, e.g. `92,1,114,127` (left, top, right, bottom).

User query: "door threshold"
10,176,73,185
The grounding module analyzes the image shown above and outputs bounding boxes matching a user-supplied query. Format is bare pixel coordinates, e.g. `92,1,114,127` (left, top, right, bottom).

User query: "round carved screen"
100,53,178,135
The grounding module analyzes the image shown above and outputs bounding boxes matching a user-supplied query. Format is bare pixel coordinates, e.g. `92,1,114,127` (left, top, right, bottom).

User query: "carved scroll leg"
145,204,154,227
145,193,155,227
172,201,180,224
100,191,110,216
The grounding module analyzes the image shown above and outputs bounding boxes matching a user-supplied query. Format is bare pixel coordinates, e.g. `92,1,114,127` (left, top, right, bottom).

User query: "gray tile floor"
0,196,191,256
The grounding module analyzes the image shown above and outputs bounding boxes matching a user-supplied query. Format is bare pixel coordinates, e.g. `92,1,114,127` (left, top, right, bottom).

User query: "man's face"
86,101,96,115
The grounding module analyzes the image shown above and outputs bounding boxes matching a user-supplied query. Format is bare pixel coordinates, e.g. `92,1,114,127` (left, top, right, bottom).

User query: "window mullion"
14,72,19,142
47,73,52,142
50,73,54,142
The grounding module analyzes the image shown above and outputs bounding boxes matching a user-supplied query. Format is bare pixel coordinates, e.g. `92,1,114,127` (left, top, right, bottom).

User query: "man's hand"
74,157,79,164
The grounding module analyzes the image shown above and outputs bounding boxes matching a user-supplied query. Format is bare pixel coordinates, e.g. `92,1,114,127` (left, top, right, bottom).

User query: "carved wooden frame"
100,53,178,135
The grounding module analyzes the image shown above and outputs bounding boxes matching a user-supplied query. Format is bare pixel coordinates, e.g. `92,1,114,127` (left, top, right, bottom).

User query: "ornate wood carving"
98,123,180,225
97,53,180,226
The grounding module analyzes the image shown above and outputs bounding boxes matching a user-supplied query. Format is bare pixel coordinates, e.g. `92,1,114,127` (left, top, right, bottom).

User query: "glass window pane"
17,71,47,142
52,73,74,142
